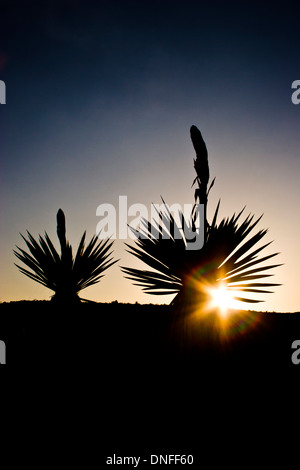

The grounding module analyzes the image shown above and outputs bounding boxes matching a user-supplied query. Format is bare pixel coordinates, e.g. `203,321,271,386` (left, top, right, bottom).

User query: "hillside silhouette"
0,300,299,371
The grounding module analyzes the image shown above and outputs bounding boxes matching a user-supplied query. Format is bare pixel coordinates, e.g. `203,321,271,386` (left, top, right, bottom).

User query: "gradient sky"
1,0,299,312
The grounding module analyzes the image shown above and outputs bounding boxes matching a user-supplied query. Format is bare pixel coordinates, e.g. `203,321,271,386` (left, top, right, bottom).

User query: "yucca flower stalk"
14,209,117,305
191,125,209,237
122,126,281,317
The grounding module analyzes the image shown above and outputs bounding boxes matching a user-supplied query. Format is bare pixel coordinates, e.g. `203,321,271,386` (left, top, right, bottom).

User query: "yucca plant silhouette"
122,126,281,317
14,209,116,305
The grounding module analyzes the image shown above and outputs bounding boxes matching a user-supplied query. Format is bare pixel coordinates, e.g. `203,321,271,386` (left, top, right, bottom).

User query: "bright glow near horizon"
208,284,245,317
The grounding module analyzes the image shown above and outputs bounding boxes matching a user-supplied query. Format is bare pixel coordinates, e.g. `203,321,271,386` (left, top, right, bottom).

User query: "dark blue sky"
1,0,299,310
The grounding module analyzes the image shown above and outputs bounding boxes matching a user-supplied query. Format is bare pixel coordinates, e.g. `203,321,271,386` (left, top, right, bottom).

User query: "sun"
209,283,237,317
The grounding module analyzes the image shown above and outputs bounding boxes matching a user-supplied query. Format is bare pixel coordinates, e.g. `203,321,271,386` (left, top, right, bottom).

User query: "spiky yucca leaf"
14,209,117,304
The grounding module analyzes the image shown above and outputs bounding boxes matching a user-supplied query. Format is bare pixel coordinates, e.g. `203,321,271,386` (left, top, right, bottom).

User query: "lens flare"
183,265,262,341
209,284,235,317
207,281,245,318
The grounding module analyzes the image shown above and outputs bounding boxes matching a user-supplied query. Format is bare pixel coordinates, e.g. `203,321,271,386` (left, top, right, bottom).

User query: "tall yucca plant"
122,126,281,312
14,209,116,305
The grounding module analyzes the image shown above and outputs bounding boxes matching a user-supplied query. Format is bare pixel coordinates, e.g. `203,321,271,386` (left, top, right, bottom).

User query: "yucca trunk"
51,290,80,306
170,285,213,354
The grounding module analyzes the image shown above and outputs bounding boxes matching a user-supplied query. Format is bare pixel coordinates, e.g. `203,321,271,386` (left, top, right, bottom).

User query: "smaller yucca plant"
14,209,116,305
